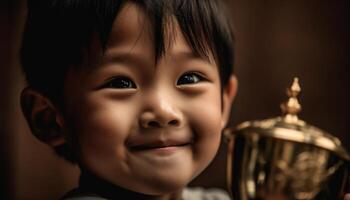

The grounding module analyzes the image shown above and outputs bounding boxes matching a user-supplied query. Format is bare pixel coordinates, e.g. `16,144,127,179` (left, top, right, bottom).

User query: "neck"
79,169,183,200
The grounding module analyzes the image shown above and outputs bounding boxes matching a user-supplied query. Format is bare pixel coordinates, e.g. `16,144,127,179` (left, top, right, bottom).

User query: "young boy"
18,0,350,200
19,0,237,199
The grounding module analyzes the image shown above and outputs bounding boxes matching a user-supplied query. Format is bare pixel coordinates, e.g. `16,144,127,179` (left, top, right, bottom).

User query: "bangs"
143,0,233,63
129,0,235,84
21,0,234,101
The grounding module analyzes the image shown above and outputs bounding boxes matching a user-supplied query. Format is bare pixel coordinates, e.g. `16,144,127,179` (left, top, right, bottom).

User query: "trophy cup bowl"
225,78,350,200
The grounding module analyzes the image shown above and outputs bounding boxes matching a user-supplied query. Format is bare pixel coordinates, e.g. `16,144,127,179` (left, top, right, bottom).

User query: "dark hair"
20,0,235,161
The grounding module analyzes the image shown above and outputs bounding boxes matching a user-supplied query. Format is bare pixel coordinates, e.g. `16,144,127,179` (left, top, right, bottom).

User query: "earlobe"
20,87,66,147
221,75,238,129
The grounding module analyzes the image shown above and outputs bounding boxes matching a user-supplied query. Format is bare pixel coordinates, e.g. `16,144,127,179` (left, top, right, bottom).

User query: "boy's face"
62,3,236,195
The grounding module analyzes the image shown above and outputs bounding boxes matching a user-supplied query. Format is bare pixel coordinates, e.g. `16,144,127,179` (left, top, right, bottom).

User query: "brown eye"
104,76,136,89
177,73,204,85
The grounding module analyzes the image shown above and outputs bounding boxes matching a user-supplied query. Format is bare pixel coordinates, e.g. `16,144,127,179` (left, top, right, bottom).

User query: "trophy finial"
281,77,302,122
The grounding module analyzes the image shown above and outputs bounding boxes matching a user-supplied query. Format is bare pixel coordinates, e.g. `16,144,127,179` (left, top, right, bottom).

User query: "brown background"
1,0,349,199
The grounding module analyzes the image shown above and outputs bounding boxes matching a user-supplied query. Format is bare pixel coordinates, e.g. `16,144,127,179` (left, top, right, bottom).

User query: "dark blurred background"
1,0,349,199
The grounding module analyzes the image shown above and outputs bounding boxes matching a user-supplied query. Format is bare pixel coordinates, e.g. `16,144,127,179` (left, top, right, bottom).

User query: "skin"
21,2,237,200
20,2,350,200
345,194,350,200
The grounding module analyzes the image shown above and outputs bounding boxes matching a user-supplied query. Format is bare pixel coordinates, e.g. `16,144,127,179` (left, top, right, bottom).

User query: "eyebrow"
102,51,145,67
175,51,202,60
173,50,214,65
101,49,213,69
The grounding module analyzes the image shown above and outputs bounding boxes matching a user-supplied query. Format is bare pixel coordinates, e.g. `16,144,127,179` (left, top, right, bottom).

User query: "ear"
20,87,66,147
221,75,238,129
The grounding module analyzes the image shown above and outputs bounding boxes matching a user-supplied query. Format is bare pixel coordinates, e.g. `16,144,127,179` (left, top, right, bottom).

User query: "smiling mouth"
128,141,192,151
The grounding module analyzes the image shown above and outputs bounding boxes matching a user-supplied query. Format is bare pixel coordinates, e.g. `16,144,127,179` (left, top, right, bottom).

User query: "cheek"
183,89,223,163
186,88,223,135
67,97,138,165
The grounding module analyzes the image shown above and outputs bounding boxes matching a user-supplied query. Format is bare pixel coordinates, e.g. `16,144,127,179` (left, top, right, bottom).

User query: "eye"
177,72,205,85
103,76,136,89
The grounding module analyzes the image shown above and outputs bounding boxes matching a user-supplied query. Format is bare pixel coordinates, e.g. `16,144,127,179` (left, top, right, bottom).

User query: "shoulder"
182,187,231,200
61,187,231,200
59,188,107,200
61,197,106,200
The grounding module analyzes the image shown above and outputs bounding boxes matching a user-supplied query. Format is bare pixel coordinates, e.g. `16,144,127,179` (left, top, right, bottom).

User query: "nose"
139,94,182,128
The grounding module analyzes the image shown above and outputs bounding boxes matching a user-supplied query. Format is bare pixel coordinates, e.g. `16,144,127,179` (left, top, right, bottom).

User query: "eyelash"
177,72,206,85
103,76,136,89
101,72,206,89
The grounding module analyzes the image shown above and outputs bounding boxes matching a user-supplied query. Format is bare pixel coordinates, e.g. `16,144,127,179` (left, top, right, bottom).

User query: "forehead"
104,2,212,63
106,3,150,48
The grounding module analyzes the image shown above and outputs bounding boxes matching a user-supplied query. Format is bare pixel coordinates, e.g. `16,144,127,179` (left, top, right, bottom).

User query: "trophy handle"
326,160,343,178
223,128,234,197
346,161,350,194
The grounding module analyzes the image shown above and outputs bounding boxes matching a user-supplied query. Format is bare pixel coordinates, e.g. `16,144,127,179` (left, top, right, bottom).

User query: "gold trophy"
225,78,350,200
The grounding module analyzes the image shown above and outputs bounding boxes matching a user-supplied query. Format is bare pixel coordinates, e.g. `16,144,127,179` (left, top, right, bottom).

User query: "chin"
134,176,191,195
